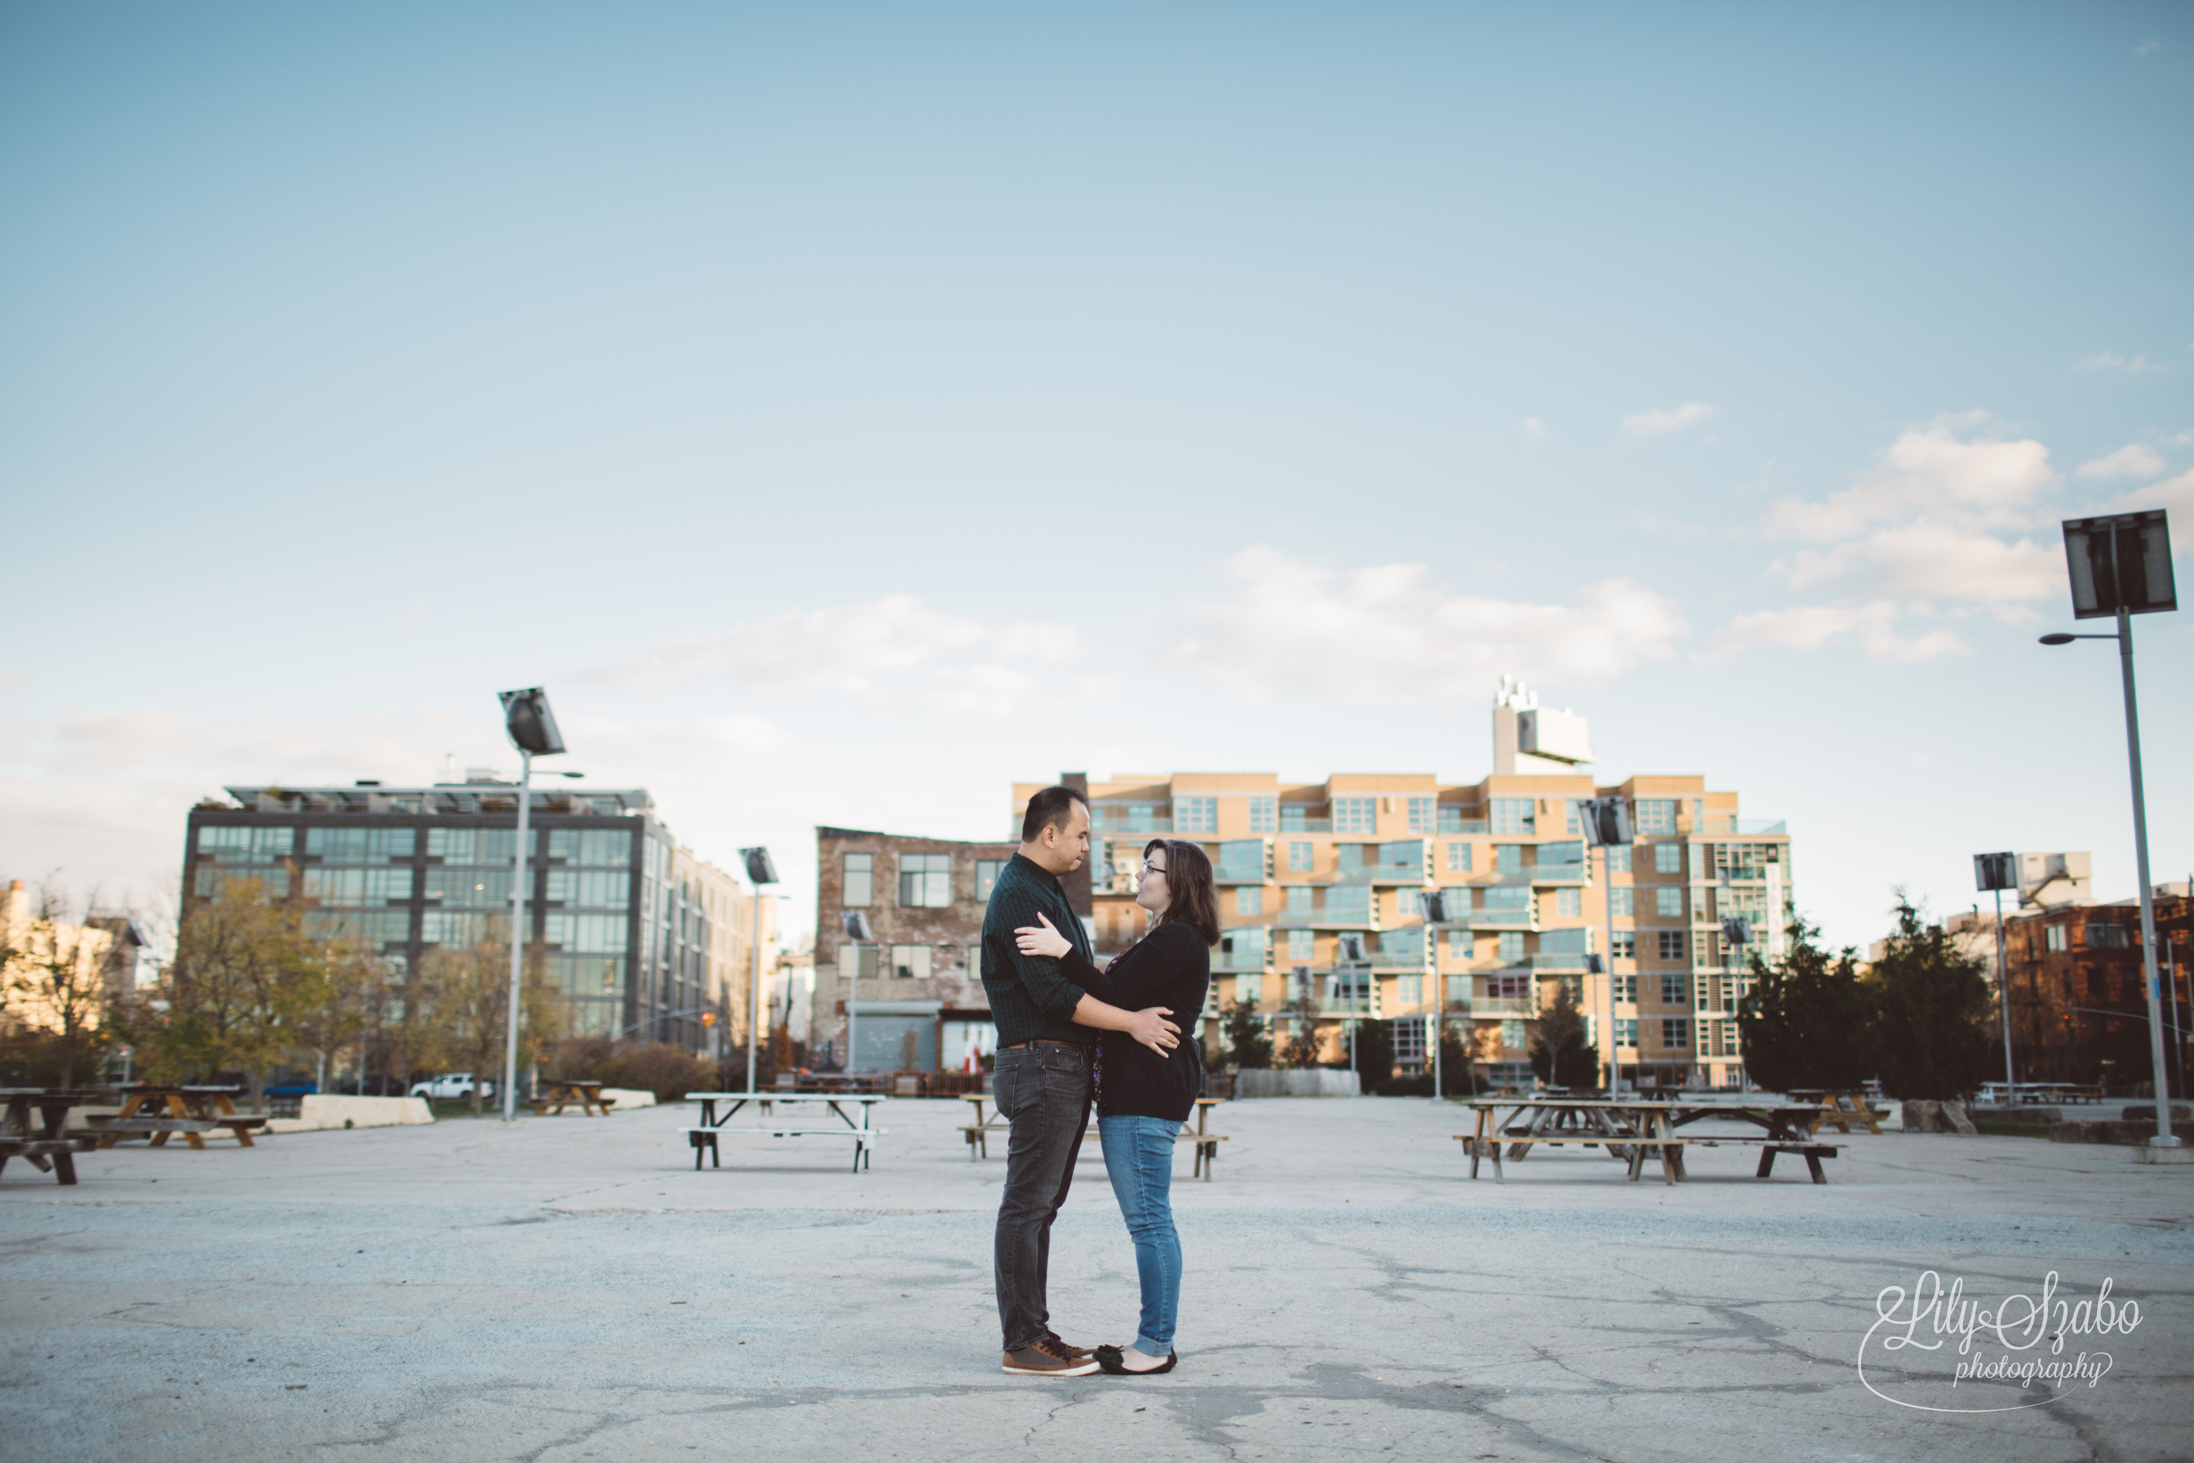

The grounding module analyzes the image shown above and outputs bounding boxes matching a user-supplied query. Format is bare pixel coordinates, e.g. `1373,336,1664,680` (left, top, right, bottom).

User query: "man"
983,783,1180,1377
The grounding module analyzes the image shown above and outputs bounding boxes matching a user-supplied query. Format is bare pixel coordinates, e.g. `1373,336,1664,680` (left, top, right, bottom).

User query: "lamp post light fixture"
2040,509,2178,1151
1974,852,2021,1097
1578,796,1635,1092
842,911,875,1079
495,687,566,1123
740,848,779,1095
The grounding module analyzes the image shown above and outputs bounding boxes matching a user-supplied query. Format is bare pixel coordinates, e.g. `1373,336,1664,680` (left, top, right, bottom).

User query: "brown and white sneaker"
1002,1338,1101,1377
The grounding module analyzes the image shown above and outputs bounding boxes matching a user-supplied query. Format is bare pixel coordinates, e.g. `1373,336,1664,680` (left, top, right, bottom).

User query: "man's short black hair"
1021,785,1090,844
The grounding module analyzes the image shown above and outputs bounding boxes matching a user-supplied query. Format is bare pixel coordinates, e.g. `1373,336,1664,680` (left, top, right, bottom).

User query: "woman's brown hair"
1145,837,1221,946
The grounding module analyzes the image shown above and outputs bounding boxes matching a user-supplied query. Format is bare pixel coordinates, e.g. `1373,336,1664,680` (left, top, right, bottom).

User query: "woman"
1015,837,1216,1375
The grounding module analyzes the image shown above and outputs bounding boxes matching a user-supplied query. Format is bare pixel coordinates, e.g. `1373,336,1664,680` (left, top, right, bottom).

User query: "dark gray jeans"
992,1042,1093,1353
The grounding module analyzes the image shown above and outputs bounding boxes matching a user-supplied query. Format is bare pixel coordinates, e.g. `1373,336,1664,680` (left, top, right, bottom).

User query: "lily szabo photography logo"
1857,1271,2142,1413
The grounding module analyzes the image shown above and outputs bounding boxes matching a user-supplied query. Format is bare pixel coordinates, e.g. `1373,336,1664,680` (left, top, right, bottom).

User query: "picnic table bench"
681,1092,884,1172
0,1088,106,1186
529,1079,615,1116
1458,1098,1841,1185
1788,1089,1892,1135
93,1086,267,1150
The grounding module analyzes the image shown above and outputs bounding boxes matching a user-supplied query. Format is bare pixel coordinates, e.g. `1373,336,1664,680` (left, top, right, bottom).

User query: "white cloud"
2076,444,2168,479
2077,351,2171,375
1762,417,2053,544
1161,547,1686,705
2113,466,2194,521
1622,402,1716,437
586,595,1080,699
1517,416,1549,440
1710,602,1964,665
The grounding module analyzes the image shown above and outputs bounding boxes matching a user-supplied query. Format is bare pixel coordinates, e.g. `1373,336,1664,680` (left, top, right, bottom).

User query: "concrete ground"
3,1097,2190,1463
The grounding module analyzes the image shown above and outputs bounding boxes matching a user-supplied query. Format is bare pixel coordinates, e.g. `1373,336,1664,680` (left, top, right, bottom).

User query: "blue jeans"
1099,1114,1183,1355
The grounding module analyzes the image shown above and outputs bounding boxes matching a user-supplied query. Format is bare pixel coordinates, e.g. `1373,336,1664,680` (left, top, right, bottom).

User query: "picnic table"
1457,1097,1840,1185
1788,1089,1892,1134
681,1091,884,1172
92,1085,267,1150
959,1093,1229,1179
0,1088,105,1186
530,1079,615,1116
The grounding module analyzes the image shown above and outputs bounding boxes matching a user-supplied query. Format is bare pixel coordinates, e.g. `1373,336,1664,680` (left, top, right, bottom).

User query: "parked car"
408,1073,494,1101
333,1076,409,1097
263,1080,319,1098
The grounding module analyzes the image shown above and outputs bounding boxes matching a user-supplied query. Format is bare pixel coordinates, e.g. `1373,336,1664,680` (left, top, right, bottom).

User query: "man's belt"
999,1038,1092,1051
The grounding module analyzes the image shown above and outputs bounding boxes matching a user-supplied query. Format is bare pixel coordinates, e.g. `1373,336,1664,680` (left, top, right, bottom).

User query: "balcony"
1527,954,1589,972
1472,997,1539,1016
1278,818,1334,834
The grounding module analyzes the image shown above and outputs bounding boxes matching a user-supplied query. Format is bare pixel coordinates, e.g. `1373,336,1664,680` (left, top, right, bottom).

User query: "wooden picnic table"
682,1091,884,1172
959,1092,1006,1159
92,1085,267,1150
0,1088,105,1185
960,1093,1230,1179
1788,1089,1892,1134
1457,1097,1841,1185
530,1079,615,1116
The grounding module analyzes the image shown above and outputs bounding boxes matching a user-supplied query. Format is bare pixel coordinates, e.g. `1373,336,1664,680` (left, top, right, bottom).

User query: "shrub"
1221,999,1274,1070
552,1038,717,1101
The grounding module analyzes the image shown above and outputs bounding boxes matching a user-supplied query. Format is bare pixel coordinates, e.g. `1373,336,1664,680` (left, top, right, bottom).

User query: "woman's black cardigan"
1061,920,1211,1123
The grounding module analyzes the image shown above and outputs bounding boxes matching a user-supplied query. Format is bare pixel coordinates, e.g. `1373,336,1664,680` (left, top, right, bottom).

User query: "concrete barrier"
1234,1069,1361,1098
266,1096,433,1133
599,1087,657,1109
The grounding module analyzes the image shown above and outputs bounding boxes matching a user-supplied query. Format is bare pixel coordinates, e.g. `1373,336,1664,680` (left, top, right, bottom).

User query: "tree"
1350,1019,1394,1088
1529,979,1600,1089
420,927,565,1116
283,938,383,1095
0,881,118,1088
1436,1023,1478,1096
1736,917,1875,1092
139,876,311,1101
1872,896,1996,1101
1282,993,1323,1069
1221,999,1273,1070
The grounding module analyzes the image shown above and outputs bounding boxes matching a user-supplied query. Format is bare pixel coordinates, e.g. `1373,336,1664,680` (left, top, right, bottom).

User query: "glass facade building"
184,781,749,1048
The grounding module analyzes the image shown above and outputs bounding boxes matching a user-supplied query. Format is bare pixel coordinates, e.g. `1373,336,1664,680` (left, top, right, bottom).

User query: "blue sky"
3,2,2190,949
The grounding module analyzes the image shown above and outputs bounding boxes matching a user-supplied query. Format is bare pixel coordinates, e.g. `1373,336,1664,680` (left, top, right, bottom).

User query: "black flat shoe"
1094,1345,1177,1375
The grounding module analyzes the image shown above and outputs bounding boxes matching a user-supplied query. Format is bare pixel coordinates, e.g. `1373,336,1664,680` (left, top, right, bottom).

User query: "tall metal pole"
1994,886,2015,1093
745,884,764,1093
2115,607,2179,1146
847,944,859,1079
500,749,532,1123
1603,844,1619,1092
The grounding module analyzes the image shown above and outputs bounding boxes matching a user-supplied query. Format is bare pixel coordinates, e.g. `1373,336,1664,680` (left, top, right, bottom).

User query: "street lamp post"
1718,916,1751,1090
740,848,779,1095
2040,509,2179,1151
1336,932,1368,1084
1975,852,2020,1095
1578,797,1634,1093
1424,891,1453,1102
495,688,565,1123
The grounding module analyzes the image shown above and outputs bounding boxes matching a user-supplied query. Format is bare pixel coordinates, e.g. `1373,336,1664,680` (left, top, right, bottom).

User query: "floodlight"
497,688,565,756
1336,932,1367,964
2063,512,2176,619
1422,891,1451,924
1720,917,1751,948
742,847,779,886
1973,852,2017,893
1577,796,1633,848
843,911,875,942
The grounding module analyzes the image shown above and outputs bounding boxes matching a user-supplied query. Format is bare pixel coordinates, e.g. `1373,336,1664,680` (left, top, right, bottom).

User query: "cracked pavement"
2,1096,2190,1461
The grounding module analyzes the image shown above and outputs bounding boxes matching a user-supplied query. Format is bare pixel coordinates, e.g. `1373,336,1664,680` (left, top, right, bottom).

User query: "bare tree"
0,879,118,1088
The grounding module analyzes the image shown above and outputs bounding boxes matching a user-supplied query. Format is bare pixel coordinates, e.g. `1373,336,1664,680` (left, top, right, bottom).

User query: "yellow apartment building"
1011,693,1793,1088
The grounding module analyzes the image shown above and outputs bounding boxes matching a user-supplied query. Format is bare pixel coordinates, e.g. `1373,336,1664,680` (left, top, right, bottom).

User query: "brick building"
2000,888,2192,1093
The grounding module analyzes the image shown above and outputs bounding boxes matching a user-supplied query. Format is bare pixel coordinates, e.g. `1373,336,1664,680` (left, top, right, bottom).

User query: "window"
975,860,1005,901
1288,841,1314,872
1495,844,1525,873
1236,971,1265,1005
1610,887,1634,918
1615,971,1637,1001
1444,928,1470,961
1539,841,1584,867
303,866,414,904
1389,890,1417,922
1652,843,1682,875
1438,806,1467,833
545,913,630,953
1381,927,1426,960
840,944,881,979
1336,844,1365,877
198,825,296,862
1567,801,1587,835
1286,886,1313,917
1378,839,1422,872
1333,796,1377,834
1662,1018,1690,1050
1325,885,1371,920
546,869,629,908
1634,799,1678,836
1280,805,1309,832
2088,923,2131,949
1237,887,1264,916
422,910,485,947
1546,888,1577,918
1406,797,1435,834
426,827,520,863
1612,933,1637,962
1500,1019,1526,1049
1481,885,1531,912
1486,973,1530,1000
1394,973,1424,1006
1218,841,1266,880
1220,926,1269,970
1248,797,1277,834
1491,798,1535,835
424,867,511,905
1497,931,1525,964
1656,887,1685,919
1661,974,1688,1006
966,944,984,977
1605,845,1632,874
1616,1018,1638,1048
1286,928,1315,963
890,944,933,980
1175,796,1218,834
1444,972,1469,1004
842,853,873,907
898,853,952,908
2046,924,2069,952
1658,930,1686,962
1446,842,1472,873
546,828,630,866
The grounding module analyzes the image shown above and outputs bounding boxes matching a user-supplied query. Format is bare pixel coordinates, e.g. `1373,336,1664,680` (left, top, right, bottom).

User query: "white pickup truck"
408,1072,495,1101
